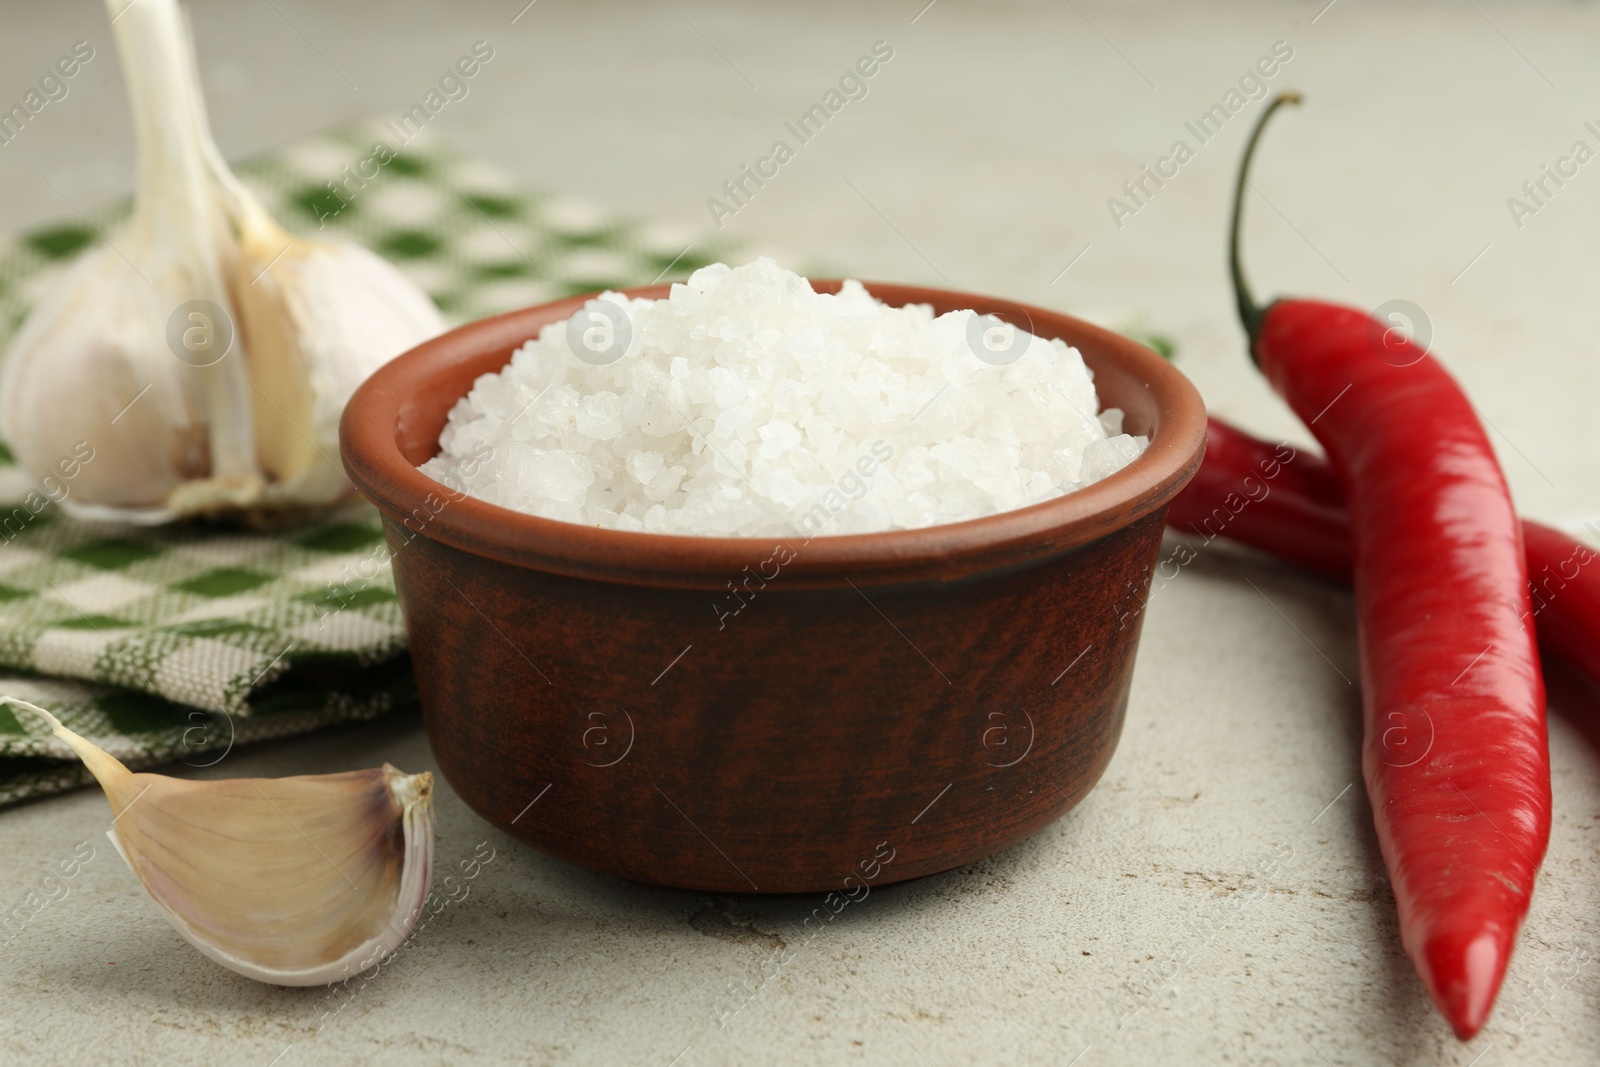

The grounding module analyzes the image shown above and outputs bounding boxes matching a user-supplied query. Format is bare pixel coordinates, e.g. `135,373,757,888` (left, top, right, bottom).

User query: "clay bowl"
340,281,1205,894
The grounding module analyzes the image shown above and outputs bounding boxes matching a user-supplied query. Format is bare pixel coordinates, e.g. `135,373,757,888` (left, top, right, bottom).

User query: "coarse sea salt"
419,258,1148,537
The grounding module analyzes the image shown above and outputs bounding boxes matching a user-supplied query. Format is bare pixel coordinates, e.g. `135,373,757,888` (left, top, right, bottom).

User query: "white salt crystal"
626,450,664,485
1081,434,1151,484
419,258,1148,536
575,392,623,440
499,446,593,509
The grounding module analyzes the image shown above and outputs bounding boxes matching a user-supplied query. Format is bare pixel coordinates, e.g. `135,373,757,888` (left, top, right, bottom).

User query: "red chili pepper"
1523,522,1600,686
1168,417,1352,582
1172,416,1600,687
1227,93,1550,1040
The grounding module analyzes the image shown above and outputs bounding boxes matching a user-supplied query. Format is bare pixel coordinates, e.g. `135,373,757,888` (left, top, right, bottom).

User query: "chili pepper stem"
1228,91,1302,355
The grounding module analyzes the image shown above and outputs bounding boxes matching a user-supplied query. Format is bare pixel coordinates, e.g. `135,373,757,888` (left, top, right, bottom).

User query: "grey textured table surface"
4,1,1600,1064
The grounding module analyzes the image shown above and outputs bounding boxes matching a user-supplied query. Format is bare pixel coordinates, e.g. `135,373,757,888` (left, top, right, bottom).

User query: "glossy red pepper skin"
1252,300,1549,1040
1173,416,1600,686
1521,522,1600,686
1224,94,1552,1039
1167,418,1352,581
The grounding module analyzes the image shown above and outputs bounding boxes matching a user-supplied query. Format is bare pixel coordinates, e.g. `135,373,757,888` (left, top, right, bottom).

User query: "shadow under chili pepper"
1160,531,1359,669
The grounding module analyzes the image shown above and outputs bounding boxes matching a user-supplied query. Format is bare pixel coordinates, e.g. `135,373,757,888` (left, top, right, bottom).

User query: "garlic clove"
4,697,434,986
230,230,447,505
0,246,199,520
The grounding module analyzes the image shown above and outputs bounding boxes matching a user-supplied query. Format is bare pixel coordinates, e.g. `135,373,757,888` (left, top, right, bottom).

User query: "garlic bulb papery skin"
0,0,258,523
0,0,445,524
5,698,435,987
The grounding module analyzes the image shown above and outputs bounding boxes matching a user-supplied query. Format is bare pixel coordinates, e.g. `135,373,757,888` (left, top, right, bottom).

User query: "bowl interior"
342,280,1206,589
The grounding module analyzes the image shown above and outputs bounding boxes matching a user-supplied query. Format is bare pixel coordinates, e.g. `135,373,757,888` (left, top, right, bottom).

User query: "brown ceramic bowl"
340,281,1205,894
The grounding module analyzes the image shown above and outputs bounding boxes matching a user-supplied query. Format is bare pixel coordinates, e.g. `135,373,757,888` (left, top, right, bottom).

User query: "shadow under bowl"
340,281,1206,893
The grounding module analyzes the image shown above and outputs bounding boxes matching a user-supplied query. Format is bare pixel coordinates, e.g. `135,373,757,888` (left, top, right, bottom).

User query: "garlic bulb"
0,0,445,523
5,697,434,986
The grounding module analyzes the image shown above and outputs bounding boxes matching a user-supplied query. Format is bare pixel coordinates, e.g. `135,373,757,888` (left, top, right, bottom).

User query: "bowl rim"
339,280,1207,590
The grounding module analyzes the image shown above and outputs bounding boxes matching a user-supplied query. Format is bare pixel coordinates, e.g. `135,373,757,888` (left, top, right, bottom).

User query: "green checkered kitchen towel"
0,119,740,807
